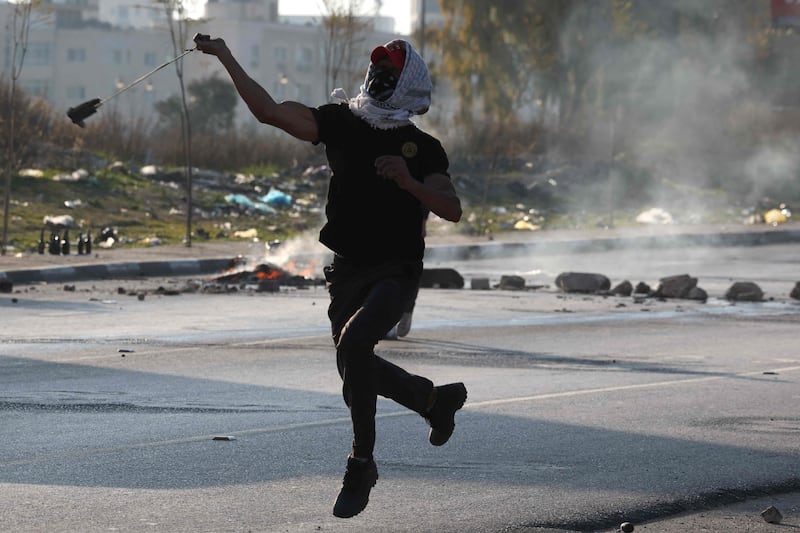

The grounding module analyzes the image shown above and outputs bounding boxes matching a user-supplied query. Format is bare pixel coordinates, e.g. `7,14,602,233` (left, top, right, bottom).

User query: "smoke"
261,231,331,274
742,141,800,206
559,2,800,219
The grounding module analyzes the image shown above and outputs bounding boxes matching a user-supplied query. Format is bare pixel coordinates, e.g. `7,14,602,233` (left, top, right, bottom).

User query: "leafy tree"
433,0,775,146
155,74,238,133
2,0,43,255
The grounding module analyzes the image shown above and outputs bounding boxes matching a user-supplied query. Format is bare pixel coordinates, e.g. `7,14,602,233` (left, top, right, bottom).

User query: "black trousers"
325,255,434,459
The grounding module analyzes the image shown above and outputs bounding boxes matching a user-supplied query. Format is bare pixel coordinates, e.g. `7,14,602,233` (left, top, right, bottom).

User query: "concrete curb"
2,227,800,285
424,228,800,261
0,258,234,285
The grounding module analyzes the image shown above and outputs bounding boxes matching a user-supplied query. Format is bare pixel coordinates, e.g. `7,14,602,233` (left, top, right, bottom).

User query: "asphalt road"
1,229,799,532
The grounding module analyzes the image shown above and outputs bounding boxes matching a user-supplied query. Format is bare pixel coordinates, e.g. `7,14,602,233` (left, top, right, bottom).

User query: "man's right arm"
194,34,318,142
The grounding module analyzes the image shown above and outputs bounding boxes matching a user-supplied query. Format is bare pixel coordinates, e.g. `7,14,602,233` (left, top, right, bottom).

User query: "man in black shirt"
194,34,467,519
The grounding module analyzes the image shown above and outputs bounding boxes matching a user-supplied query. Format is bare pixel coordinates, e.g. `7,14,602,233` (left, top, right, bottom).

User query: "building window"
111,49,131,64
274,46,287,70
66,48,86,62
274,80,288,101
27,42,53,67
295,47,313,73
250,45,260,68
21,79,50,98
67,86,86,99
296,84,311,102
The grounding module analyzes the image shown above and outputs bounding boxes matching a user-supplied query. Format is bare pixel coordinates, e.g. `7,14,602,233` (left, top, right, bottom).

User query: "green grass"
4,164,758,254
5,168,317,253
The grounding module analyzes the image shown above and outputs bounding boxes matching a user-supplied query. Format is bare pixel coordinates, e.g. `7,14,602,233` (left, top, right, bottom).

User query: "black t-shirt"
311,103,449,264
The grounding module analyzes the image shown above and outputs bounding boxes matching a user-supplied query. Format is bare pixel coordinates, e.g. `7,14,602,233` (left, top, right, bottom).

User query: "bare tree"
319,0,371,98
2,0,37,256
159,0,195,247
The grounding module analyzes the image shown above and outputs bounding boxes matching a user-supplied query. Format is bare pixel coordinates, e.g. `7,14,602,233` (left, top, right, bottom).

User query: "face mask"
366,64,399,101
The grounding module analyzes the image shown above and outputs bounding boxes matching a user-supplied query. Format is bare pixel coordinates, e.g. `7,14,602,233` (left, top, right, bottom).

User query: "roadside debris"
791,282,800,300
210,262,322,290
19,168,45,178
744,203,792,226
761,505,783,524
725,281,764,302
419,268,464,289
471,277,490,290
498,275,526,290
635,207,673,225
43,214,75,228
655,274,708,302
233,228,259,239
610,280,633,296
555,272,611,293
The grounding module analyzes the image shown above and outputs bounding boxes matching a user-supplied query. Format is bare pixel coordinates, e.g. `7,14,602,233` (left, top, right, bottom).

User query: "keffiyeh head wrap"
338,40,432,130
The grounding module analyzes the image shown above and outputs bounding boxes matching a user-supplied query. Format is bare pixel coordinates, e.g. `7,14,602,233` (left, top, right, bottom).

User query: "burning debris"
208,256,324,291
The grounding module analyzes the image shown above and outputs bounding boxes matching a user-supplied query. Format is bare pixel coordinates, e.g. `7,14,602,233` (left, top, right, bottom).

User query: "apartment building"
1,0,407,125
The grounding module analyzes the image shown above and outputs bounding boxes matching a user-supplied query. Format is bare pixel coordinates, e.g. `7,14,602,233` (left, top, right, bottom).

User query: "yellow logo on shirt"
402,142,418,158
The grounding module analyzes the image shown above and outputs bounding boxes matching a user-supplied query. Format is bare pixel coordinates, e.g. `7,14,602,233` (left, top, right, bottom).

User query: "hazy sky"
188,0,412,34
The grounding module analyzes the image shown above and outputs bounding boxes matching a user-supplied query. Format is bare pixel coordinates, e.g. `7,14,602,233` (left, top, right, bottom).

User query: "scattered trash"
513,219,541,231
43,214,75,228
52,169,89,182
764,205,791,226
19,168,45,178
761,505,783,524
97,227,119,249
224,193,276,214
234,173,255,184
138,236,161,246
261,188,292,207
635,207,673,225
140,165,159,176
212,435,237,441
233,228,259,239
155,287,180,296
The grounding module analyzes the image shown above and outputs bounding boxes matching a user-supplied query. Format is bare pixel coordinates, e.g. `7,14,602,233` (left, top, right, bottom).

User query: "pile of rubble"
552,271,800,303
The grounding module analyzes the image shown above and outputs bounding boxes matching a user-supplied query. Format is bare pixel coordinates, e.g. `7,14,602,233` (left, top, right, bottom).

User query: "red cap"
370,41,406,70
